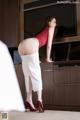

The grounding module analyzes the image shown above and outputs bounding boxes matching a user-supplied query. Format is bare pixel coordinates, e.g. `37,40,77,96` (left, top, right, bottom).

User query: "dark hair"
46,16,54,26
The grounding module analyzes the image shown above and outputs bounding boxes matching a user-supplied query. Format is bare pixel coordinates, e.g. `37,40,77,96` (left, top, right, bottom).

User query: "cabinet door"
65,67,80,106
53,68,68,105
65,85,80,106
70,67,80,83
41,63,54,106
53,85,65,105
54,67,70,84
54,66,80,106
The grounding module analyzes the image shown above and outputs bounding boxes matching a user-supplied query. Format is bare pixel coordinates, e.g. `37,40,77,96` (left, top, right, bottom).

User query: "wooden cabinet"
41,62,80,111
14,62,80,111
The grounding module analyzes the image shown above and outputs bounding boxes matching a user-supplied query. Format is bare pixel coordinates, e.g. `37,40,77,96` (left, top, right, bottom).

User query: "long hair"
45,16,54,26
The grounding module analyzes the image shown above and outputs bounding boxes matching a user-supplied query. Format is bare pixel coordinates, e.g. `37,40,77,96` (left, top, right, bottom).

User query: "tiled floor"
8,110,80,120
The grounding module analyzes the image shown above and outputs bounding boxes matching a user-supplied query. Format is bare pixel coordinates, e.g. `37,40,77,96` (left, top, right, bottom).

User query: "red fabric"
35,27,49,48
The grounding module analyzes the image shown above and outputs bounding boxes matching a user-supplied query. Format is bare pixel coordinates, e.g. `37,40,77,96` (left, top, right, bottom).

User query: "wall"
0,0,20,47
0,0,37,47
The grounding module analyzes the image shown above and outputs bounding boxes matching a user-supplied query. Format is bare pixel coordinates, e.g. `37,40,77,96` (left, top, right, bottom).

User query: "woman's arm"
46,26,56,62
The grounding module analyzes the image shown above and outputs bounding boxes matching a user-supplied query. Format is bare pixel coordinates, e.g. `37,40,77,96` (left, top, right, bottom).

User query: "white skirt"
21,52,42,92
0,41,25,112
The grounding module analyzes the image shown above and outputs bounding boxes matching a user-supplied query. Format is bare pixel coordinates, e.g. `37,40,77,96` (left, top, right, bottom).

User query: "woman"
18,17,56,112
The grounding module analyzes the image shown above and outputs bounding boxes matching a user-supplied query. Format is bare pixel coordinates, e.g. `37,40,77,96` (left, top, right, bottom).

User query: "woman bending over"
18,17,56,112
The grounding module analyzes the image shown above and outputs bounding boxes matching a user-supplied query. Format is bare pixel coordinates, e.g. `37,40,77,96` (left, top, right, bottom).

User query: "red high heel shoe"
25,101,37,112
36,101,44,112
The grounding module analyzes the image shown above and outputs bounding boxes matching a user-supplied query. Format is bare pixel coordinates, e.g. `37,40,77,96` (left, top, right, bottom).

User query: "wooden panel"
70,67,80,83
54,85,65,105
1,0,19,47
42,71,54,106
65,85,80,106
15,64,25,100
54,67,70,84
54,66,80,84
14,62,80,110
53,66,80,106
41,63,54,106
41,62,80,110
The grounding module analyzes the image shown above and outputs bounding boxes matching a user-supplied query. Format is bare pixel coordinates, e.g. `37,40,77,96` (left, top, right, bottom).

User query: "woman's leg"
26,77,35,109
21,52,44,112
28,52,44,112
29,52,43,92
21,56,36,110
37,90,42,102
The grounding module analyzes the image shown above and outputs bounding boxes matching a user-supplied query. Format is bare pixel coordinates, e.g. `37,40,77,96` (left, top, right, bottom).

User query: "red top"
35,27,49,48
